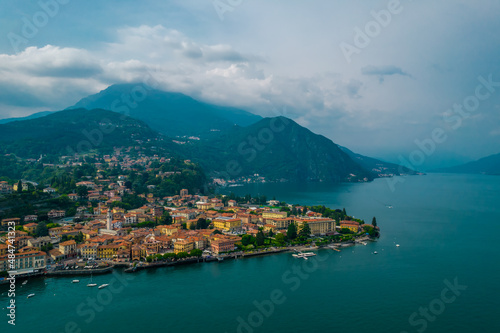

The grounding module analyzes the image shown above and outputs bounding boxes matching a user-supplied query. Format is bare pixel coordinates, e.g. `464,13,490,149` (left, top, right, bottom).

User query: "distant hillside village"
0,149,378,278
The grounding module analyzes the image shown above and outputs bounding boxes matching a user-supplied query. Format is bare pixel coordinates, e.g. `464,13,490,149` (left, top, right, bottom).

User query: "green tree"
287,222,297,240
176,251,188,259
189,249,203,257
76,186,88,198
196,218,208,229
299,222,311,239
241,234,254,246
275,233,286,245
255,230,265,246
268,229,274,238
36,222,49,237
372,217,377,227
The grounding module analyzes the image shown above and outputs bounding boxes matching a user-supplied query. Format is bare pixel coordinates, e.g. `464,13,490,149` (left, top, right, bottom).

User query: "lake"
2,173,499,333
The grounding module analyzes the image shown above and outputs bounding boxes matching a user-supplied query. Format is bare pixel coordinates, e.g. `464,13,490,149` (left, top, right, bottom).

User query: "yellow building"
174,239,194,254
296,218,336,236
0,244,7,256
59,240,77,257
262,211,288,219
339,221,360,233
213,218,242,232
97,244,119,260
79,243,98,259
23,223,38,234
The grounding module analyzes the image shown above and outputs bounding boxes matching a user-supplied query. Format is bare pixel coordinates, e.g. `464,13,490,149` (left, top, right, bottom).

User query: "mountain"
68,83,262,138
432,153,500,175
0,111,55,124
0,108,160,158
181,116,375,182
339,146,418,177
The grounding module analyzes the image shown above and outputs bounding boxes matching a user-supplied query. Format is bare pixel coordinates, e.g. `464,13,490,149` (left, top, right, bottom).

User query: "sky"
1,0,500,169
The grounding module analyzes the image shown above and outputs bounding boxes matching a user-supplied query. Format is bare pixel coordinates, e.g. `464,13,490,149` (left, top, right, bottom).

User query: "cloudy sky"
1,0,500,169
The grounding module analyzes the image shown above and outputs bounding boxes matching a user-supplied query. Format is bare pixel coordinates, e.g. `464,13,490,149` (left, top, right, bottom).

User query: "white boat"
27,294,35,298
217,257,224,262
293,252,316,259
396,244,400,247
72,280,80,283
373,251,378,254
87,273,97,287
22,280,28,285
98,284,109,289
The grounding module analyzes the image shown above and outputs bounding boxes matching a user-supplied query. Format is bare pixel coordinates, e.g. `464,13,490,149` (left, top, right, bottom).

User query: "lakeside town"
0,150,380,283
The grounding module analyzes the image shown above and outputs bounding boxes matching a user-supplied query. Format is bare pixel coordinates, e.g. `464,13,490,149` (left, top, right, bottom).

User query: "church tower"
107,209,112,230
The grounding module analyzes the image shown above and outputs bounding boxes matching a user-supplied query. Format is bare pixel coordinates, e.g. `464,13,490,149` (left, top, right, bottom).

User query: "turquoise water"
2,174,500,333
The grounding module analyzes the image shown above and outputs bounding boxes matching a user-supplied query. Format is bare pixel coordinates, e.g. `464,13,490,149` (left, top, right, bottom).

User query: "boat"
373,251,378,254
27,294,35,298
98,284,109,289
72,280,80,283
396,244,400,247
292,252,316,259
22,280,28,285
87,273,97,287
217,257,224,262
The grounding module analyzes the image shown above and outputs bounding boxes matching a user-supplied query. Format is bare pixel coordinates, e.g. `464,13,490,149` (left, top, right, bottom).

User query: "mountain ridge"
431,152,500,175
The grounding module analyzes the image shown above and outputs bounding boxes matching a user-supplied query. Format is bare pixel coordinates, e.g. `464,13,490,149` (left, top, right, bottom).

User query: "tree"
287,222,297,240
275,233,286,245
161,211,172,225
299,222,311,239
196,218,208,229
76,186,88,198
16,180,23,192
36,222,49,237
176,251,188,260
268,229,274,238
255,230,265,246
372,217,377,227
241,234,254,246
213,229,222,235
189,249,203,257
181,223,187,230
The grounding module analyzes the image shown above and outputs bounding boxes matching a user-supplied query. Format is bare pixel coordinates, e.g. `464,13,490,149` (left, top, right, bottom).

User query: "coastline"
1,238,376,285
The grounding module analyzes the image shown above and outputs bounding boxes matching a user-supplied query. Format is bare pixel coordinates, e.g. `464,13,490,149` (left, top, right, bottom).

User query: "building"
27,236,52,250
13,182,29,192
0,181,12,195
211,238,236,254
48,210,65,219
97,244,119,260
180,189,188,197
174,239,194,254
79,243,98,259
23,223,38,234
262,211,288,219
24,215,38,222
59,240,77,258
0,250,46,272
339,221,360,233
213,217,242,232
1,218,20,226
296,218,336,235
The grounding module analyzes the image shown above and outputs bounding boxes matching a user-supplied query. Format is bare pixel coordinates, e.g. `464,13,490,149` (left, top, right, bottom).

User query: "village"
0,151,379,280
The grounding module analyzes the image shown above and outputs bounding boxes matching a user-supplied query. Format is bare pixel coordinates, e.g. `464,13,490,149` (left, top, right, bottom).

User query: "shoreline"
1,238,376,284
